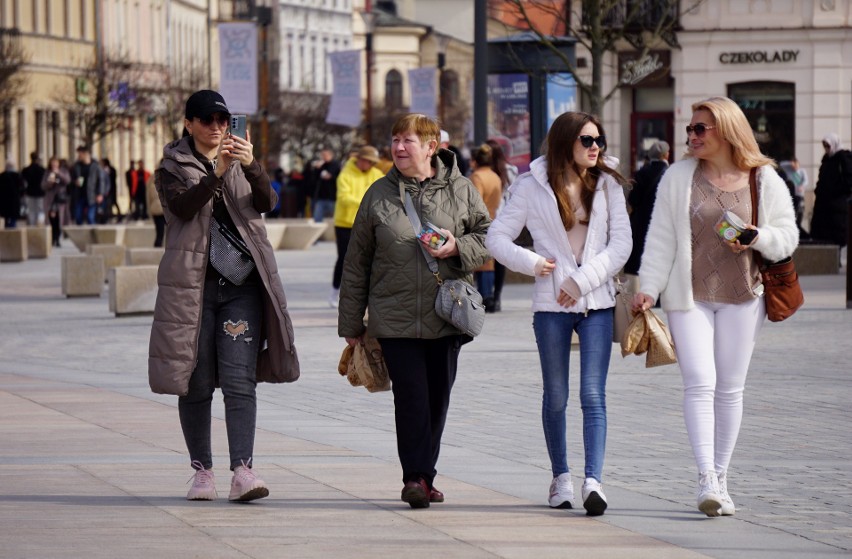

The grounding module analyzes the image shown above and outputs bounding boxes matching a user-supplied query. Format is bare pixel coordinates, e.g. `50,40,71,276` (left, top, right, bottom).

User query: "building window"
51,111,60,156
35,110,45,156
728,81,795,161
17,108,25,165
385,69,403,110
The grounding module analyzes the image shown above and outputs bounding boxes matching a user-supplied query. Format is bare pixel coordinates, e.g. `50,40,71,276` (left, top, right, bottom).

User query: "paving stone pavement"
0,240,849,558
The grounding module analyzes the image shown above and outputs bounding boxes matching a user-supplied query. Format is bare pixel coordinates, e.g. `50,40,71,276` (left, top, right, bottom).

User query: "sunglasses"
197,114,229,126
578,135,606,149
685,123,716,137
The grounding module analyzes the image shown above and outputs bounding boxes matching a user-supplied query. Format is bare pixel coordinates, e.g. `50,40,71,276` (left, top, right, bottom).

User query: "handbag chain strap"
399,183,443,285
748,167,766,270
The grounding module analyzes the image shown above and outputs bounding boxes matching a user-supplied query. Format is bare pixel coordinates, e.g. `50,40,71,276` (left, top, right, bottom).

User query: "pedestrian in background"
311,148,340,222
0,160,24,228
810,133,852,247
485,138,518,313
338,114,491,509
70,146,106,225
486,111,631,517
101,158,121,223
42,156,70,246
145,161,165,247
328,145,384,308
125,161,137,219
633,96,798,517
134,160,150,220
625,140,670,279
469,143,503,311
149,89,300,503
22,152,46,226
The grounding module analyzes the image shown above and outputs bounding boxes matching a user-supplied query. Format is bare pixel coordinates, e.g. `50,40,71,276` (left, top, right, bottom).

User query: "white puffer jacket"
485,156,632,313
638,158,799,311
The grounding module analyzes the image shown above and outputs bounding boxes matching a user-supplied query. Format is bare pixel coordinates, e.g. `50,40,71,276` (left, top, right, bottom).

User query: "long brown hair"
486,139,510,188
544,112,626,231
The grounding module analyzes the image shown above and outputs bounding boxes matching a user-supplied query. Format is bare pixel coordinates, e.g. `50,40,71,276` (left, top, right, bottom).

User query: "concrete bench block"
25,226,52,259
108,265,159,316
125,248,164,266
0,228,28,262
62,255,104,296
63,225,95,252
279,221,328,250
321,218,336,241
87,244,127,278
263,222,287,250
123,225,156,248
793,244,840,275
92,225,126,245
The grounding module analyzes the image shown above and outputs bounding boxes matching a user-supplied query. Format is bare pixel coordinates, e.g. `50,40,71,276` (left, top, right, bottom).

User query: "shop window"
728,81,795,161
385,69,403,110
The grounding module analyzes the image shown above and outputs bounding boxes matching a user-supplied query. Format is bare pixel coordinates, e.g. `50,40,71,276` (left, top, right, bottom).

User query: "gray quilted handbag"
209,217,256,285
435,278,485,337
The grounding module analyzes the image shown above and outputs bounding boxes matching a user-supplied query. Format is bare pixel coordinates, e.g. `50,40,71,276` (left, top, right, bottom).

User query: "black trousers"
332,226,351,289
378,336,463,488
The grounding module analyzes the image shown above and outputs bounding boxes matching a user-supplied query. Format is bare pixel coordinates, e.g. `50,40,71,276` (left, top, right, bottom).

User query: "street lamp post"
436,35,450,125
360,8,377,145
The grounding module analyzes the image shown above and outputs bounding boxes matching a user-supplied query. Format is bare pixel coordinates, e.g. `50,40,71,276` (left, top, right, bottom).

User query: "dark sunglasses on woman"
685,123,716,137
578,135,606,149
197,114,229,126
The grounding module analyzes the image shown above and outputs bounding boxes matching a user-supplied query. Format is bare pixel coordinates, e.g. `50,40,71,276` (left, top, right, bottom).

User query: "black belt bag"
209,217,256,285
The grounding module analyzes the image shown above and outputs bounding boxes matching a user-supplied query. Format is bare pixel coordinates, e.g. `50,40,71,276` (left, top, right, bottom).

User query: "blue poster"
546,74,577,131
487,73,531,173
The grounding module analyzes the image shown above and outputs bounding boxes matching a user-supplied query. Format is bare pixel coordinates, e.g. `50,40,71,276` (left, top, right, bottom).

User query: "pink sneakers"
228,460,269,502
186,461,217,501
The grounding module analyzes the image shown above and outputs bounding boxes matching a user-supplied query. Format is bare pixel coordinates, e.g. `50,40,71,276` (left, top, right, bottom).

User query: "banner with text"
408,67,437,119
218,23,258,115
326,50,362,127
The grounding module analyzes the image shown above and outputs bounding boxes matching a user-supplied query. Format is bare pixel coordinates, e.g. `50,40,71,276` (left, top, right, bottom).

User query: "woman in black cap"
148,90,300,502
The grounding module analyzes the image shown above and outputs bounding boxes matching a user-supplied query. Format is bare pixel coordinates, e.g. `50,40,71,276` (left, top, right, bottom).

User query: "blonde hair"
690,96,774,170
391,114,440,145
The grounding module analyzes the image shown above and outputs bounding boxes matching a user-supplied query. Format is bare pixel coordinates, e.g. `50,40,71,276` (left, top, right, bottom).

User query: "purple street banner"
408,67,437,119
487,73,531,173
218,23,258,115
326,50,362,127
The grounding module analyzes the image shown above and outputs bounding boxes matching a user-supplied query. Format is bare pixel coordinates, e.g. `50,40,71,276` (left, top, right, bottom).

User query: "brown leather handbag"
749,169,804,322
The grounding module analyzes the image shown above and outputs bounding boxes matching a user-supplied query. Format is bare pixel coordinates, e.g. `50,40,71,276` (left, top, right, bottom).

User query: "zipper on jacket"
414,185,423,338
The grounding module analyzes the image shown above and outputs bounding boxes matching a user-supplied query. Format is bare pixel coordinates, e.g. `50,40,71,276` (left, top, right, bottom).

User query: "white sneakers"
581,477,608,516
548,472,574,509
697,471,723,517
229,462,269,502
717,470,736,516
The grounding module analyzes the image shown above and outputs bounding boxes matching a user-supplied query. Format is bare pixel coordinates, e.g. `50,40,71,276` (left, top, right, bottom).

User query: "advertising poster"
487,74,531,173
218,23,258,114
546,73,577,131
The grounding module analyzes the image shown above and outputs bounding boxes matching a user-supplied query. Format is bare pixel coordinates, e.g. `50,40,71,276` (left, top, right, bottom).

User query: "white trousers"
667,297,765,474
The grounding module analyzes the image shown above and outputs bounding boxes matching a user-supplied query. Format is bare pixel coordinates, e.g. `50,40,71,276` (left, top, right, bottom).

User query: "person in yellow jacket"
329,145,385,307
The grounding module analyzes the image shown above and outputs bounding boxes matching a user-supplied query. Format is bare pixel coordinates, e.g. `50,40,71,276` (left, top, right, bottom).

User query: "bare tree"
498,0,703,115
55,53,153,148
273,91,355,161
0,28,29,148
147,60,210,141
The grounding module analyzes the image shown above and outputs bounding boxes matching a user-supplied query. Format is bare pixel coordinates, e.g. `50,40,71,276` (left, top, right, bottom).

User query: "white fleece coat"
485,156,632,313
638,158,799,311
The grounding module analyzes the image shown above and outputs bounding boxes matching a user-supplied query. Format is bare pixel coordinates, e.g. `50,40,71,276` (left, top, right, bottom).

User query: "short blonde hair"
391,114,440,145
690,96,774,170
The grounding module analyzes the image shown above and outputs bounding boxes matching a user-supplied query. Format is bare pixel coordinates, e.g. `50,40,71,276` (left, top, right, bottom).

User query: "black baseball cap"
185,90,230,120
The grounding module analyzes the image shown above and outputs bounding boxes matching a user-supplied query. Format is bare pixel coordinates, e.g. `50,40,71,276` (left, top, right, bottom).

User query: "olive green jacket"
338,149,491,339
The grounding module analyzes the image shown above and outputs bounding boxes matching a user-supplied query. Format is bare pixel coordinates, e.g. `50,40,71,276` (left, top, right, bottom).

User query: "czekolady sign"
719,50,799,64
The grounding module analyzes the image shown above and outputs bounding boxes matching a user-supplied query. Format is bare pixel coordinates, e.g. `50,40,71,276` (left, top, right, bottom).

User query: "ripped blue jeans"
179,269,263,471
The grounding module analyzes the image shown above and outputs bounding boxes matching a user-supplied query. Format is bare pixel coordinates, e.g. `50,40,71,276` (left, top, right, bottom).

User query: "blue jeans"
475,271,495,300
533,309,612,481
312,199,335,223
179,270,263,471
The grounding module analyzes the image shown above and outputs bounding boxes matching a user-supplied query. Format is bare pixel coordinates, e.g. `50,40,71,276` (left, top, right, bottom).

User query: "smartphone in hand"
229,115,247,139
737,228,757,245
